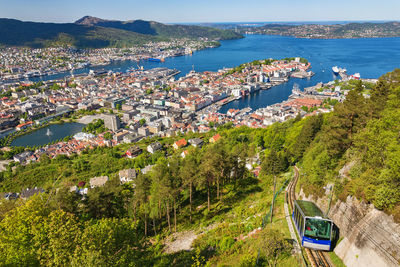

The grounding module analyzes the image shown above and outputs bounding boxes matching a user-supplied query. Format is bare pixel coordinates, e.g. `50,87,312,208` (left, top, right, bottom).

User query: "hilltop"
75,16,243,40
239,22,400,39
0,17,242,48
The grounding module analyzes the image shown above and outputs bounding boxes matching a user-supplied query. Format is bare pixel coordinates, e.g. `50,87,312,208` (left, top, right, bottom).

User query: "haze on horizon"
0,0,399,24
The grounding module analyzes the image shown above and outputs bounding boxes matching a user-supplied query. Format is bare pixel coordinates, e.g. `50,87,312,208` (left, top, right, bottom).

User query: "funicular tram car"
292,200,333,251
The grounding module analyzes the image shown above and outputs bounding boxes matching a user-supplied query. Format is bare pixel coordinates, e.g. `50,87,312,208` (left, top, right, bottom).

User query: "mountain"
0,18,161,48
0,17,242,48
74,16,243,40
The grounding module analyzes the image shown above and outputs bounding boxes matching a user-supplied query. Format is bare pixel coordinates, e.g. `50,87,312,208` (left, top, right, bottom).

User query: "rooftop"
296,200,327,219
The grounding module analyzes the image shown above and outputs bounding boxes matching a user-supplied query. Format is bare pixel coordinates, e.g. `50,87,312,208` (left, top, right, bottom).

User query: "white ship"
332,66,340,75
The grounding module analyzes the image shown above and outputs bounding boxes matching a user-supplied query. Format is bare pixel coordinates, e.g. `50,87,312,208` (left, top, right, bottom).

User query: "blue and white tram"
292,200,333,251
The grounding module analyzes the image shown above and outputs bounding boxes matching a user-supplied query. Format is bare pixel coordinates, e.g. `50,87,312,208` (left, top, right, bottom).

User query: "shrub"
218,237,235,252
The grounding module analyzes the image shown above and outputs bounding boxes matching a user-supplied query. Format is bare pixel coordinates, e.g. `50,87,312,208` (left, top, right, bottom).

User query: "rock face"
298,190,400,267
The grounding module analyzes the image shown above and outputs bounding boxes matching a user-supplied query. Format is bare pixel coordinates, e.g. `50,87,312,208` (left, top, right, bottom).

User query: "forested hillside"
0,69,400,265
0,124,301,265
0,18,162,48
299,69,400,218
75,16,243,40
0,17,242,48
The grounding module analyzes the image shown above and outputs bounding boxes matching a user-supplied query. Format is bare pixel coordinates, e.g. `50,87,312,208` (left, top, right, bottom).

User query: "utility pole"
270,175,276,223
325,183,335,217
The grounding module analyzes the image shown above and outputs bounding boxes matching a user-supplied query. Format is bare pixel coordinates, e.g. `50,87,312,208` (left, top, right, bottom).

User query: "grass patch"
329,251,346,267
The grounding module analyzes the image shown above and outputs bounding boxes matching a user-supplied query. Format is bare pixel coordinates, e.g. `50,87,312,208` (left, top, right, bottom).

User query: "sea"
25,34,400,113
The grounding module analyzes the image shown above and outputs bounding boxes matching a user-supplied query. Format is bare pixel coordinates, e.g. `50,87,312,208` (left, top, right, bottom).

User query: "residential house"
141,164,154,175
147,142,162,154
126,146,142,158
209,133,221,143
89,176,109,188
123,134,141,144
173,138,187,150
119,168,136,184
70,186,88,195
15,121,34,131
188,138,203,148
13,151,34,163
113,131,129,142
20,187,45,199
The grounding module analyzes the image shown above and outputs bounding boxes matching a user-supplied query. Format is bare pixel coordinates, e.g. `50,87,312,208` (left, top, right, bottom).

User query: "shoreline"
245,33,400,39
0,42,221,84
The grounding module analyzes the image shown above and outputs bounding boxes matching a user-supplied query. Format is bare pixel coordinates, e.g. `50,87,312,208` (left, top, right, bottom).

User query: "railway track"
288,166,333,267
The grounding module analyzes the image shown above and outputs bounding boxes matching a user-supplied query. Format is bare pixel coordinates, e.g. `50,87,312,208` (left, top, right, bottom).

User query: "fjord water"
32,35,400,112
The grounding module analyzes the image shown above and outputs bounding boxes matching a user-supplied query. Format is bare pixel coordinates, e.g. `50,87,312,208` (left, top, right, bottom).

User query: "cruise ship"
332,66,339,75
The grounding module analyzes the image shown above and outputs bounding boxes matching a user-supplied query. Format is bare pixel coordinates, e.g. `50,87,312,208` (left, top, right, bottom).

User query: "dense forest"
0,69,400,265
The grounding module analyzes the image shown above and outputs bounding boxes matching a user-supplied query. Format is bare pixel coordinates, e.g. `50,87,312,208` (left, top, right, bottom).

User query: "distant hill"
0,18,160,48
0,17,242,48
239,22,400,39
75,16,243,40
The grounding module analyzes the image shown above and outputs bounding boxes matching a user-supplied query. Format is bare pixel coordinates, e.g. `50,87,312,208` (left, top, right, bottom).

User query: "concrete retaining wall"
299,190,400,267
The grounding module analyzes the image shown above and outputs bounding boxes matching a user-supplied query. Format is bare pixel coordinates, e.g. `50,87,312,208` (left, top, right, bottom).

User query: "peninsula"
239,21,400,39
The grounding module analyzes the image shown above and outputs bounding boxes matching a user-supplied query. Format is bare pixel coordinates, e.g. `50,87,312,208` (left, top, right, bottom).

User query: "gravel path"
164,230,197,254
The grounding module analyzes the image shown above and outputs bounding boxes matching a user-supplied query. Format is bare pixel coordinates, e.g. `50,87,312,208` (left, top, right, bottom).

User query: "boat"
46,128,53,136
332,66,339,75
148,57,165,62
290,83,302,98
351,73,361,80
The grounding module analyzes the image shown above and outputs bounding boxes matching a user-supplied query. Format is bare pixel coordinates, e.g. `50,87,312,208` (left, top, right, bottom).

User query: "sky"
0,0,399,23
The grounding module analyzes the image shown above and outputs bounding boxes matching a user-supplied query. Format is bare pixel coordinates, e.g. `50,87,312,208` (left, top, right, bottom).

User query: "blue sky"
0,0,399,23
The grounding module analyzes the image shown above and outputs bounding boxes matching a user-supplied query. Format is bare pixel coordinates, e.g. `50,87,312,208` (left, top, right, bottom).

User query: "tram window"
298,213,302,230
300,216,304,235
304,218,331,240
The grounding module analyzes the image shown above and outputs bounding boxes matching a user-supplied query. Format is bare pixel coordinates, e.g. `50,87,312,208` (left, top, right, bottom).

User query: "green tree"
134,173,151,236
291,114,323,163
180,152,199,222
323,88,369,157
0,195,49,265
259,229,292,267
150,157,174,232
72,218,141,266
261,149,287,176
103,132,113,140
82,180,126,219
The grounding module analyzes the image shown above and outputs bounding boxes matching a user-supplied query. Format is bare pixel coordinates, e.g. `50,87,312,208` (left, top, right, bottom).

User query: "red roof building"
173,138,187,150
209,133,221,143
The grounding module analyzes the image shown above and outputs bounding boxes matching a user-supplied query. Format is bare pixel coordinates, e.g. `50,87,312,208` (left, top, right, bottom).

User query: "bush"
219,237,235,252
239,253,257,267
